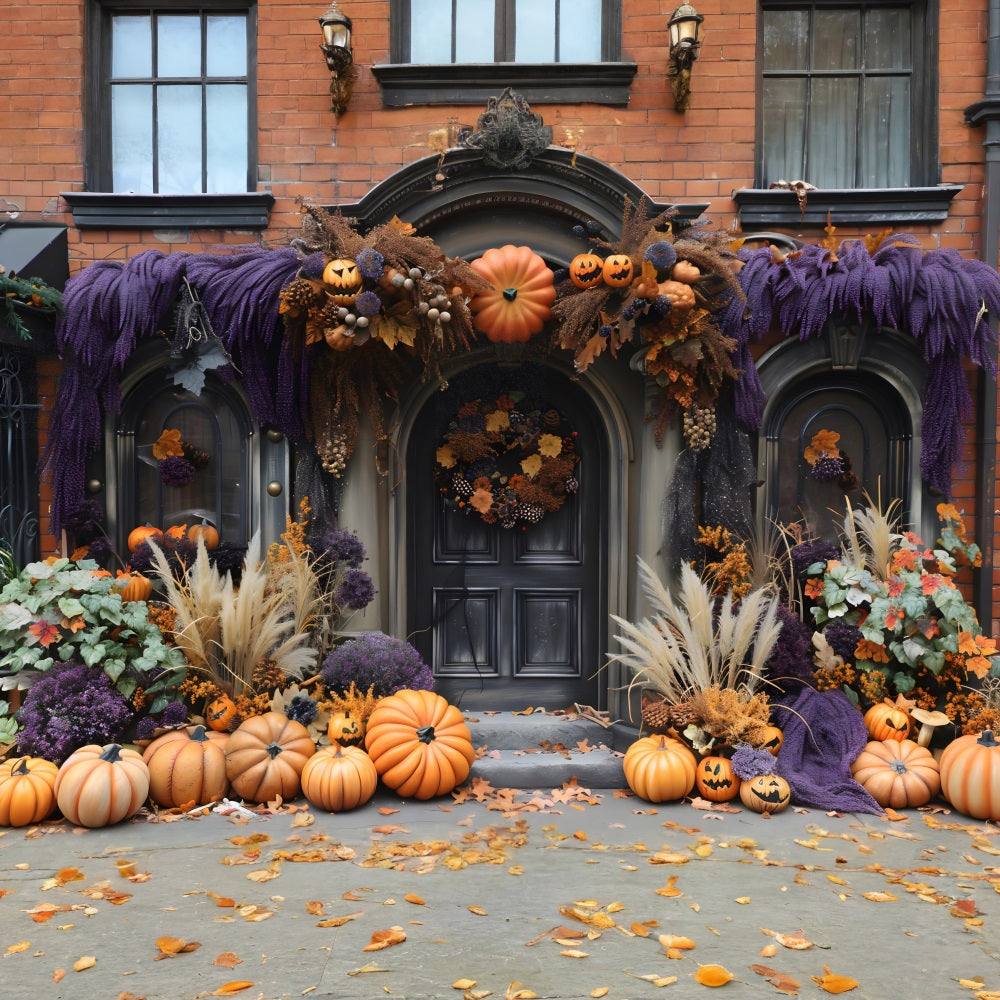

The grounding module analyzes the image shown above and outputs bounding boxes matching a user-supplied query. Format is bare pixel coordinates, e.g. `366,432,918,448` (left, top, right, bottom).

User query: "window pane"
809,77,858,186
860,76,909,186
456,0,495,61
157,84,202,193
762,9,809,71
866,8,910,70
207,15,247,75
112,15,152,77
516,0,555,62
157,14,202,77
111,84,153,192
813,10,858,71
559,0,602,61
761,78,806,182
206,84,247,192
411,0,455,61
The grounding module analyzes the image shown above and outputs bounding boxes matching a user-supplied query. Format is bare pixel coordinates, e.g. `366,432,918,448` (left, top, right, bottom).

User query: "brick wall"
2,0,998,622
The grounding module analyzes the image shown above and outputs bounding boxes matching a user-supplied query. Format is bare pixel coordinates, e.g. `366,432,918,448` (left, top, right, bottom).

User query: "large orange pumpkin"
0,756,59,827
939,729,1000,820
114,571,154,603
301,744,378,812
127,524,163,553
364,689,474,799
143,725,229,808
622,735,697,803
850,739,941,809
54,744,151,828
224,712,316,804
863,699,911,742
469,245,556,343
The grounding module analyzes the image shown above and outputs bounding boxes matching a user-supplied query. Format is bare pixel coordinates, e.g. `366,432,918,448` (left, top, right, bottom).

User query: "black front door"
406,363,606,710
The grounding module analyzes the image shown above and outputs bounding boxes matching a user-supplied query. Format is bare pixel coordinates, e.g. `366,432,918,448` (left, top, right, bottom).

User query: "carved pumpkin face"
760,726,784,756
602,254,634,288
569,253,605,289
328,710,365,747
740,773,791,814
323,258,362,304
695,756,740,802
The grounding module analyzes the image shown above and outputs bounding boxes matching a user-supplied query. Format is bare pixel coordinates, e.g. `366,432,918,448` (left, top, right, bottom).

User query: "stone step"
463,711,618,750
468,746,625,790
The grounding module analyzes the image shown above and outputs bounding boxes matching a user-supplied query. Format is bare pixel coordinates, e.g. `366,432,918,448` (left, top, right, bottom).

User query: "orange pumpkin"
127,524,163,553
695,755,741,802
671,259,702,284
142,725,229,808
863,699,911,742
0,756,59,827
187,521,220,550
939,729,1000,820
850,739,940,809
568,252,605,289
469,245,556,343
115,571,153,603
328,710,365,747
739,773,792,814
225,712,316,803
656,279,696,314
54,744,151,828
324,324,355,350
301,744,378,812
364,689,474,799
323,258,362,304
164,524,188,542
205,694,238,733
622,735,697,803
601,254,634,287
758,725,784,756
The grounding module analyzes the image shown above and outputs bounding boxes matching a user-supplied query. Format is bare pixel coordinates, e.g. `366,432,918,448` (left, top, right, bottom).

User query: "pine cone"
641,696,676,731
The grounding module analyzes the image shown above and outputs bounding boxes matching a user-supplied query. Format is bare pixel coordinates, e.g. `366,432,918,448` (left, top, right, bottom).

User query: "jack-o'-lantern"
759,725,784,756
864,699,911,742
569,253,605,289
739,773,791,814
602,254,634,288
328,710,365,747
323,258,362,305
695,755,740,802
205,693,238,733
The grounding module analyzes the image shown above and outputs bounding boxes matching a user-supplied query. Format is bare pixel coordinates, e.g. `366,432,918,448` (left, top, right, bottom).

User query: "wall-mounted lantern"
668,4,704,112
319,1,354,115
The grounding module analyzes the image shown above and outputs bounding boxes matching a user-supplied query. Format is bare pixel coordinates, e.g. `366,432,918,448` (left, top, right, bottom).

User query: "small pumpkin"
205,694,238,733
323,323,355,351
469,245,556,343
54,744,151,828
187,520,220,550
114,571,153,603
758,725,784,756
225,712,316,804
301,744,378,813
939,729,1000,820
671,259,702,285
695,755,740,802
656,279,696,314
127,524,163,553
164,523,188,542
863,699,911,742
850,739,940,809
323,258,362,305
365,689,474,799
568,252,605,289
601,253,634,287
622,735,697,803
142,725,229,808
0,756,59,827
739,773,792,814
328,710,365,747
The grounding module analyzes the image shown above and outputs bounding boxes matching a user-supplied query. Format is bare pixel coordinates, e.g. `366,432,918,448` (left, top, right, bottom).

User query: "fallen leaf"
213,952,243,968
812,966,858,993
209,982,255,995
761,928,814,950
749,964,801,994
52,969,65,983
694,964,734,986
659,934,696,950
362,927,407,951
560,949,589,958
452,979,478,990
591,990,610,998
404,894,425,905
155,936,187,955
315,910,363,928
7,941,31,954
468,905,488,916
862,892,897,902
72,955,96,972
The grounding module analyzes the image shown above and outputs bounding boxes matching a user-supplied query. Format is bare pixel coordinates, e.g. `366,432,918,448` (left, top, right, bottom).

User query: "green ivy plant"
0,557,186,712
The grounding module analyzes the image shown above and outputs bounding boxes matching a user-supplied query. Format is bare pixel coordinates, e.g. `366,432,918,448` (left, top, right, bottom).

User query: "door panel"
407,364,606,710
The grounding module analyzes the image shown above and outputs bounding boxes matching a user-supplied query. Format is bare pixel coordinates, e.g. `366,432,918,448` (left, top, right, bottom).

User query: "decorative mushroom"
909,708,950,748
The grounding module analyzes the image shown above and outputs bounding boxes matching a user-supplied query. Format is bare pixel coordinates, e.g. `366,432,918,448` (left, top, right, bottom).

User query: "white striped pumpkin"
850,739,940,809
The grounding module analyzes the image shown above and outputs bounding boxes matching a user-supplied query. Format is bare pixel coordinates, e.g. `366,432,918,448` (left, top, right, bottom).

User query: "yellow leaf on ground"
812,966,859,993
659,934,696,950
404,894,425,905
362,927,407,951
591,990,610,998
694,964,734,986
316,910,363,928
7,941,30,954
468,905,488,916
52,969,65,983
560,950,589,958
155,936,187,954
451,979,477,990
72,956,96,972
210,982,255,995
213,952,243,968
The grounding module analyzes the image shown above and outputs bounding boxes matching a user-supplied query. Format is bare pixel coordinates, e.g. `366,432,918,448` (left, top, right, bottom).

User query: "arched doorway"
404,361,608,710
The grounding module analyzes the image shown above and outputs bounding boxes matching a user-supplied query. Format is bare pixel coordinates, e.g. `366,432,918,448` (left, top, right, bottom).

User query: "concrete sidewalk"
0,782,997,1000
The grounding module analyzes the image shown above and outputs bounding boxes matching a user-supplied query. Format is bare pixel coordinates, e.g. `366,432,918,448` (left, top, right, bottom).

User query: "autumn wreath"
434,393,580,529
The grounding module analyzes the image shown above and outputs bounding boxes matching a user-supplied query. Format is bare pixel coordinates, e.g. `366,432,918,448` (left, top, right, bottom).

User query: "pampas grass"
840,492,903,579
611,557,783,705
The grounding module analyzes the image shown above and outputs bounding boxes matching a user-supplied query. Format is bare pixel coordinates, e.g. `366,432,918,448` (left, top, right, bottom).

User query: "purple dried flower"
644,240,678,275
321,631,434,699
135,715,158,741
286,694,319,726
160,700,188,727
355,248,385,281
649,295,673,318
336,568,377,611
321,528,366,568
731,744,781,781
764,606,816,685
16,660,134,764
354,290,382,318
823,622,863,661
791,539,839,577
299,253,328,281
811,454,845,482
159,455,196,487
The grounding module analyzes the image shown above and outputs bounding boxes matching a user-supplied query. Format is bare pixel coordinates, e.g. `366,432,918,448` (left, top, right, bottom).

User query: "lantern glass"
322,18,350,50
669,5,702,48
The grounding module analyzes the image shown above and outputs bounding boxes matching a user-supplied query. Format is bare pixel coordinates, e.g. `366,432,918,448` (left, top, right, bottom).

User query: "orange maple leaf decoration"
152,428,184,460
803,429,841,466
28,620,61,647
